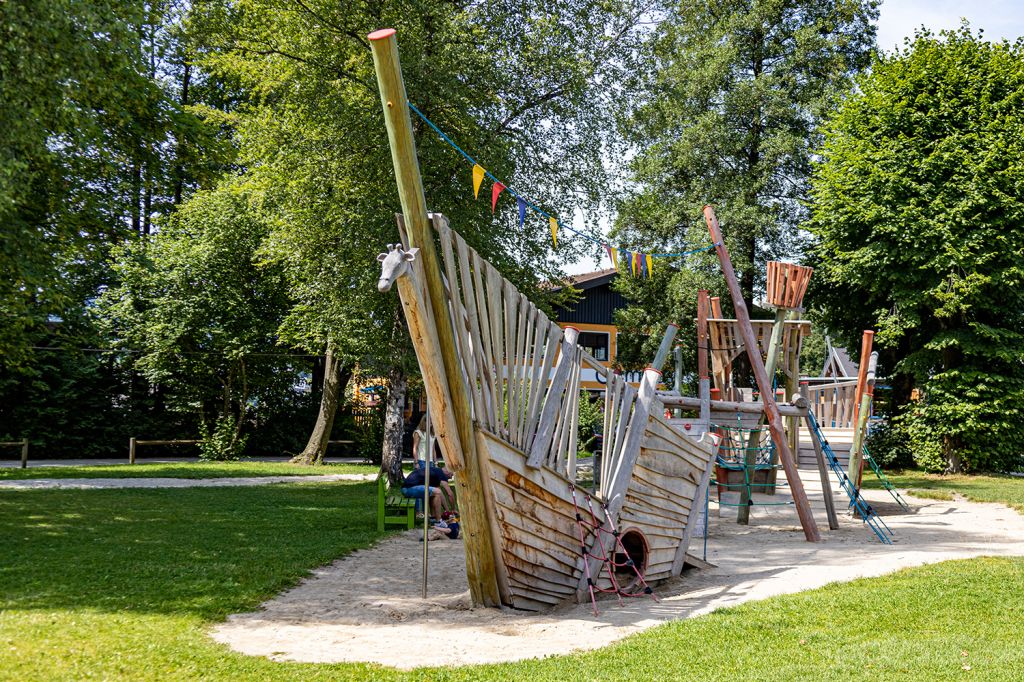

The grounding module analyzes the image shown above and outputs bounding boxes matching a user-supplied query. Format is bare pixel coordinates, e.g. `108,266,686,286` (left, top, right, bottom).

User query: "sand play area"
212,482,1024,670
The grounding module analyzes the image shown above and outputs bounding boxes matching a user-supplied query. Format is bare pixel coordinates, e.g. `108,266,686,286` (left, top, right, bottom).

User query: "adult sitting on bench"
401,461,452,520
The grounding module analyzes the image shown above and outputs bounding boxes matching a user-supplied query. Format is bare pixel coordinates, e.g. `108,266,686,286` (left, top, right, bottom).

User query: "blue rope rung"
807,413,893,545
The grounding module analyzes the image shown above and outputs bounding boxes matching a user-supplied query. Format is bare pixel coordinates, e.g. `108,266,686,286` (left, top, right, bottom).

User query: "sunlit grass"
2,481,1023,680
865,471,1024,514
0,460,375,481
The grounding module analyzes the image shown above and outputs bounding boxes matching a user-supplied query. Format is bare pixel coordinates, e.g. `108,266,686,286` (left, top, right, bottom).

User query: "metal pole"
422,409,431,599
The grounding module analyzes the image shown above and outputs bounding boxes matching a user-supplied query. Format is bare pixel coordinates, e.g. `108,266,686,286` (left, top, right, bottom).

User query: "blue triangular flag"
517,197,527,228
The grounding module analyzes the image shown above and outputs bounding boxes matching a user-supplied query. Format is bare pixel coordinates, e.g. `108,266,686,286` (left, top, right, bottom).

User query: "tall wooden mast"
703,205,821,542
368,29,502,605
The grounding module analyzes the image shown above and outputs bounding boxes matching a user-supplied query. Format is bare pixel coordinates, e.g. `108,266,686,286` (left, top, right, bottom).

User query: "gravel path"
0,474,374,490
211,482,1024,669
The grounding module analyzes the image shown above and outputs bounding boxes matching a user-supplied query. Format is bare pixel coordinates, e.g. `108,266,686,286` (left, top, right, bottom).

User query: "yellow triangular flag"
549,217,558,247
631,253,638,276
646,254,654,278
472,164,486,199
610,247,618,270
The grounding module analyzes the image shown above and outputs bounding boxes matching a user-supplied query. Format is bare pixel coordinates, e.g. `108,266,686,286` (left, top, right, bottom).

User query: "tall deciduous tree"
807,28,1024,473
0,0,228,365
192,0,653,465
614,0,878,313
101,186,294,459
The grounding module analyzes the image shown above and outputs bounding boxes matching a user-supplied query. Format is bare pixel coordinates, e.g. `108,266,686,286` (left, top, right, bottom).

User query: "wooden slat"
485,262,506,435
503,281,520,445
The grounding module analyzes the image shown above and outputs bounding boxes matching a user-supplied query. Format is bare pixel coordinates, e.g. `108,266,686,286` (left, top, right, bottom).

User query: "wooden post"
799,389,840,530
651,323,678,372
672,344,684,417
851,330,875,426
703,205,820,542
20,438,28,469
709,296,730,392
849,351,878,489
369,29,501,606
129,437,136,465
737,307,787,524
697,291,711,429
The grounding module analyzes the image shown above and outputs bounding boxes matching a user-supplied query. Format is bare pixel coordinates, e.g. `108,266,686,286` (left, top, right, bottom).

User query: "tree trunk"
380,364,407,487
293,347,345,465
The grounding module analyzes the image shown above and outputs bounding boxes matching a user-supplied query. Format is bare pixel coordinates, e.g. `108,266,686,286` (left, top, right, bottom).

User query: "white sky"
564,0,1024,276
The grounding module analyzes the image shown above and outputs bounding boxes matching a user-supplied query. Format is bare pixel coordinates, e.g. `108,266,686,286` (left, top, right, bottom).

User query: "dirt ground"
211,483,1024,669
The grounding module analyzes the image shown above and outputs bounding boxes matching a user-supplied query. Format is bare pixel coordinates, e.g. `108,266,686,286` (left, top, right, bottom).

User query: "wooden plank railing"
801,379,858,428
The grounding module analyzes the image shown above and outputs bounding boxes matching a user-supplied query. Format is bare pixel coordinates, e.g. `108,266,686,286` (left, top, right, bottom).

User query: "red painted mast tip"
368,28,396,41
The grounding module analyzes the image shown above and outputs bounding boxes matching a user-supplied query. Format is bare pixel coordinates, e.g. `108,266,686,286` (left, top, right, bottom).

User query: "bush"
577,390,603,458
865,419,913,470
199,415,246,461
897,369,1024,473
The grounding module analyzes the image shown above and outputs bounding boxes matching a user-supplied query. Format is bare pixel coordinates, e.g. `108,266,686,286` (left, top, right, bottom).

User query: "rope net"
710,417,793,507
570,485,658,616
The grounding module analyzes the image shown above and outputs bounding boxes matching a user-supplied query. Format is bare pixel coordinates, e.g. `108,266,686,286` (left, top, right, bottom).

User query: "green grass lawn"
2,481,1023,680
0,460,376,481
865,470,1024,514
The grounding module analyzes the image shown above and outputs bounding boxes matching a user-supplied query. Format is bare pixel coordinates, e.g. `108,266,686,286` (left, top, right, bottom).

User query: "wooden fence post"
129,437,136,465
20,438,28,469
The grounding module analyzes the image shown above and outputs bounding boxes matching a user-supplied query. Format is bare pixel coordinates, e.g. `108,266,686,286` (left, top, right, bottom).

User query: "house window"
578,331,610,361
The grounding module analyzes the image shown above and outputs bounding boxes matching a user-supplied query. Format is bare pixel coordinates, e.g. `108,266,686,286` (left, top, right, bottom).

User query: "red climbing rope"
570,484,659,616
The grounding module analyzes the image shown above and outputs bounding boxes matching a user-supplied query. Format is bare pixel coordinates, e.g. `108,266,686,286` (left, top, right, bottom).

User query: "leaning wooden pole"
369,28,501,605
703,205,820,542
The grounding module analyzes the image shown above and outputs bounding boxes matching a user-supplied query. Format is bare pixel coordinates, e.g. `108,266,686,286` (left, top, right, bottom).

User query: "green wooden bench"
377,473,417,532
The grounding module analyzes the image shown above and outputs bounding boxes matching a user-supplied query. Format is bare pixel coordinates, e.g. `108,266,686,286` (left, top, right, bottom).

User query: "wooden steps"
797,426,854,470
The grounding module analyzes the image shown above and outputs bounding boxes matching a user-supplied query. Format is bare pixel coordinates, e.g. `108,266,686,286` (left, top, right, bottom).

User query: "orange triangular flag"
491,181,505,213
472,164,486,199
549,217,558,247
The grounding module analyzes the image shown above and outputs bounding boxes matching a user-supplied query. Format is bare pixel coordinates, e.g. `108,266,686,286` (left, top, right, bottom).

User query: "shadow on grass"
0,482,385,620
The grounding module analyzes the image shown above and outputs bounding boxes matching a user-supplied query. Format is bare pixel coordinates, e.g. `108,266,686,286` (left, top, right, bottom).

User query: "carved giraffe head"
376,243,419,293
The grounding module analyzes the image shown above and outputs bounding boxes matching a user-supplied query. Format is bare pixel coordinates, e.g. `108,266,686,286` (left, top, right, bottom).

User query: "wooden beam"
651,323,678,372
703,205,820,542
659,393,809,417
369,29,501,607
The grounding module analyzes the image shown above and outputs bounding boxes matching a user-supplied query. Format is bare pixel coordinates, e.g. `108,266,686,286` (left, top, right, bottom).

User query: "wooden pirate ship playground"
368,28,903,613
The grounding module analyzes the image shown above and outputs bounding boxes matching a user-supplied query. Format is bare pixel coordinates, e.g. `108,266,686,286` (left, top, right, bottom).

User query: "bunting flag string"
472,164,486,199
407,102,718,278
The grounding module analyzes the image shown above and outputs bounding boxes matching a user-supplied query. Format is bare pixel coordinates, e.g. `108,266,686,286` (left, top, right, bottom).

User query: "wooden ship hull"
368,29,718,610
392,214,716,611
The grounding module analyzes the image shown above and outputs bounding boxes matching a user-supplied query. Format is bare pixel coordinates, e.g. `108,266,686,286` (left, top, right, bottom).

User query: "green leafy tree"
807,27,1024,473
101,186,294,459
0,0,229,365
192,0,654,465
612,0,878,332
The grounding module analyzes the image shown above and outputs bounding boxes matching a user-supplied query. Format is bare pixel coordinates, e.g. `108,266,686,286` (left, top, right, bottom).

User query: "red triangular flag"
491,181,505,213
